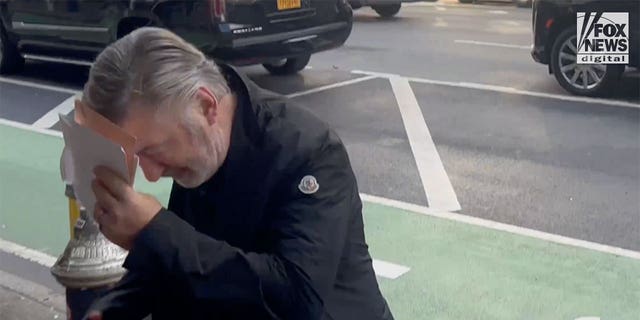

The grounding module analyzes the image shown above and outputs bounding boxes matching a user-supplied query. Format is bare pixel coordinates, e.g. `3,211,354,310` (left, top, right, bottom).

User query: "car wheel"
550,28,624,97
458,0,474,3
372,3,401,18
263,55,310,75
0,24,25,74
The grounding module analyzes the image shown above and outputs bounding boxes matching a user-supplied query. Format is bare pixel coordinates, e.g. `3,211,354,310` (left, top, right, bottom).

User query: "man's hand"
92,166,162,250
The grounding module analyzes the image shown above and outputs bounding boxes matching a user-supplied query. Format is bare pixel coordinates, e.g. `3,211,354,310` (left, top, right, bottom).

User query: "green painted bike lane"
1,123,639,319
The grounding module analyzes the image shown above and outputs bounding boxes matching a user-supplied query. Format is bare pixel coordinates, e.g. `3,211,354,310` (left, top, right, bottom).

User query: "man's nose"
139,156,164,182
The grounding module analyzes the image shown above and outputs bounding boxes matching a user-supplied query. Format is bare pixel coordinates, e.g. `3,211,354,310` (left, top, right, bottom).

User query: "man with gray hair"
84,27,393,320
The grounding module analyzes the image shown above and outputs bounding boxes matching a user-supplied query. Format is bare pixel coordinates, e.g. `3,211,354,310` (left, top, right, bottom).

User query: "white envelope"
59,113,132,214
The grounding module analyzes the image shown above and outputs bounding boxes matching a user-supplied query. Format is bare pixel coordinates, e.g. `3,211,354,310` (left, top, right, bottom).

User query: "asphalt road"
0,0,638,281
317,2,640,251
314,1,640,100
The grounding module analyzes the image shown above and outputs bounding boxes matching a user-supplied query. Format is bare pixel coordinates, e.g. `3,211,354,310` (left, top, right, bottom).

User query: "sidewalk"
0,270,65,320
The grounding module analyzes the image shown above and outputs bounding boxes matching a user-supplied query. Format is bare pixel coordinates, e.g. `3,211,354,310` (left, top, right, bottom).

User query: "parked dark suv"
0,0,353,75
531,0,639,96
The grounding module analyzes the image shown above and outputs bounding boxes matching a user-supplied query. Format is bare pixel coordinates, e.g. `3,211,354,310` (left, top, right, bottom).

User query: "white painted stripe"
0,238,57,267
404,2,439,6
0,237,409,280
389,76,461,212
454,39,531,50
361,193,442,215
360,193,640,261
405,2,517,11
435,6,446,11
500,20,521,26
372,259,410,280
488,10,508,14
352,70,640,109
285,75,378,98
0,118,62,137
434,17,449,27
32,94,77,129
0,76,79,94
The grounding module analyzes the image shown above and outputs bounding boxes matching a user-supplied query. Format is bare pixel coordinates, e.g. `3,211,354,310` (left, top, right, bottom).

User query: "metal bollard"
51,148,128,319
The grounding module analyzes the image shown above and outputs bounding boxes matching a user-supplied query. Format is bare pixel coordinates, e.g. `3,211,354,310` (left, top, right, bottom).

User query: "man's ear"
197,86,218,126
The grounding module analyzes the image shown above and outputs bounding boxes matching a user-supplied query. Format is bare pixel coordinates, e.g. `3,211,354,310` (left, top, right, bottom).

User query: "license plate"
277,0,301,10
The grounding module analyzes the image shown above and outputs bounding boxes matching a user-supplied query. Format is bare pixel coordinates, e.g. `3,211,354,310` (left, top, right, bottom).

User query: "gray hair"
82,27,230,123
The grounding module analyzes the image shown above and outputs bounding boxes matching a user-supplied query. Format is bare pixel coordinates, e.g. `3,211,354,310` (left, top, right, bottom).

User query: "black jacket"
89,65,394,320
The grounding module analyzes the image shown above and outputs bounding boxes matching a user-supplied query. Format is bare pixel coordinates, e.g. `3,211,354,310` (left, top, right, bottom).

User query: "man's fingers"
94,166,130,200
94,207,119,244
94,206,109,227
91,179,118,211
92,179,119,212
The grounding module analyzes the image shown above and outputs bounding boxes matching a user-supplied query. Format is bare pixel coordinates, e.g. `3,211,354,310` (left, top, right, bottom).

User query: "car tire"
550,27,624,97
372,3,401,18
0,23,25,74
263,55,310,75
458,0,474,3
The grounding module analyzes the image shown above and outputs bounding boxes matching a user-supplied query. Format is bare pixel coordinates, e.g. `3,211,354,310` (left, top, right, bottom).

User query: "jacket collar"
197,64,270,246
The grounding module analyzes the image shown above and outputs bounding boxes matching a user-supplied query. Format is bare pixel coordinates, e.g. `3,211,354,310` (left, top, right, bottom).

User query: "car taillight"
545,18,554,30
210,0,226,22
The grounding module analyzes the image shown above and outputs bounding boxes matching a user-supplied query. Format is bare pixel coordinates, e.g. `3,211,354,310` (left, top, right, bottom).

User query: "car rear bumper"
531,44,547,64
209,21,352,65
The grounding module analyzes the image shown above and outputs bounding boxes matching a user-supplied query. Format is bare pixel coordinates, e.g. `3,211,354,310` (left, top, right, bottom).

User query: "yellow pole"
68,198,80,238
66,185,81,238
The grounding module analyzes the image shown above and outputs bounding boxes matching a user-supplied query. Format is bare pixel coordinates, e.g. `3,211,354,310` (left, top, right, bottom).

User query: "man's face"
121,95,226,188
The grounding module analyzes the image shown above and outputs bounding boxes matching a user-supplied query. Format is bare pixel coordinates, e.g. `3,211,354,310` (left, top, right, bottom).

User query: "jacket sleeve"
122,138,358,319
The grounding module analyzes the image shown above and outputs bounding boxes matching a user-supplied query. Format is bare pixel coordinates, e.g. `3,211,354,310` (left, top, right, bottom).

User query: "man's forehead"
120,103,164,126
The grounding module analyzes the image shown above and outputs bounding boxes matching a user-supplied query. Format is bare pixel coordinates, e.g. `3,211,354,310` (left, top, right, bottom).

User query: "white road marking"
0,118,62,137
360,193,640,261
389,76,461,212
436,6,446,11
286,75,378,98
32,94,77,129
499,20,521,26
405,2,519,12
434,17,449,27
0,76,79,94
0,236,409,280
0,238,57,267
454,39,531,50
403,2,438,6
352,70,640,109
488,10,508,14
372,259,410,280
